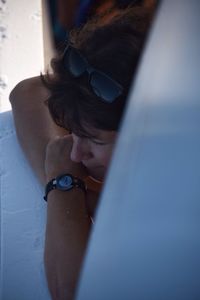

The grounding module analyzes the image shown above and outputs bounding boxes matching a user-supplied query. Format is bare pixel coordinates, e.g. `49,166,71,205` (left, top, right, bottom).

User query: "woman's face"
70,127,117,181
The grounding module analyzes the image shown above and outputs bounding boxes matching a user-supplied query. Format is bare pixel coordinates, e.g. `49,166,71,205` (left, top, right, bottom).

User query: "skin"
70,128,117,181
9,76,67,185
44,134,90,300
10,76,117,299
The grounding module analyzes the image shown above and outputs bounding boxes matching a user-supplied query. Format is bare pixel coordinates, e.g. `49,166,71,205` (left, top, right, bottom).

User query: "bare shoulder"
9,75,62,185
9,76,49,106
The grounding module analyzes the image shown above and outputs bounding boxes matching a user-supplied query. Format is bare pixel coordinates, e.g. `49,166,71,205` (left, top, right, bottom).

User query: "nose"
70,134,93,163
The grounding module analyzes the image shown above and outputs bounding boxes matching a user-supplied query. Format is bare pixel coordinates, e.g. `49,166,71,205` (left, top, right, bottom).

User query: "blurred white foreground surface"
77,1,200,299
0,111,50,300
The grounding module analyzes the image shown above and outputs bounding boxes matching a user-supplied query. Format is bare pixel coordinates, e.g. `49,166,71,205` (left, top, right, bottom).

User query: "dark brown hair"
41,3,157,136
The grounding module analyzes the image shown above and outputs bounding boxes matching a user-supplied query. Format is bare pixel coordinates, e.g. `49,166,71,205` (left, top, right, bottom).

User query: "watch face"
56,174,73,190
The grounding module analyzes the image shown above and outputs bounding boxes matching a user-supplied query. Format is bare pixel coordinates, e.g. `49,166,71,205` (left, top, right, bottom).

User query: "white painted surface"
77,1,200,299
0,0,44,112
0,111,50,300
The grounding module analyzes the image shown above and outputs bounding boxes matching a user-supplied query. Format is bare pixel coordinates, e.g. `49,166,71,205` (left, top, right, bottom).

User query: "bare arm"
45,189,91,300
9,76,67,184
44,135,92,299
9,78,95,299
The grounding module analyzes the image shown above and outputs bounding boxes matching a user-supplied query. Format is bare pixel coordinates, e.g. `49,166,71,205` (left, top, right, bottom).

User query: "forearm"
44,188,91,300
10,76,67,184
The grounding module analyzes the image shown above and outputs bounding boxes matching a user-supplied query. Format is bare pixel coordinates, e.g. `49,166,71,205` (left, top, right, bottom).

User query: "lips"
84,164,104,171
83,165,105,181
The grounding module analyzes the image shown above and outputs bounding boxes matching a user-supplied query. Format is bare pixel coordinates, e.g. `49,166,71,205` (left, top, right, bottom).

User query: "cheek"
92,145,114,166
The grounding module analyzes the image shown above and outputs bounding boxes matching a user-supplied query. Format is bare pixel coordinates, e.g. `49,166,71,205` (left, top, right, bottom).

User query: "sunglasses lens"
68,49,87,77
64,46,123,103
91,72,122,103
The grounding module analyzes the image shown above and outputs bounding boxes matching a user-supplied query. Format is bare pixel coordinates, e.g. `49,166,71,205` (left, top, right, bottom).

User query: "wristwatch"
44,173,87,201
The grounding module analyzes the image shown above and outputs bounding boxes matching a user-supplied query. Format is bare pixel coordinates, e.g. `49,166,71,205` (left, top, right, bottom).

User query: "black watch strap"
44,174,87,201
44,179,56,201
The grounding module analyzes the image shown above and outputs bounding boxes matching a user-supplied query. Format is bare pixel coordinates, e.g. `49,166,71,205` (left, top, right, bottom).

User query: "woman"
10,3,156,299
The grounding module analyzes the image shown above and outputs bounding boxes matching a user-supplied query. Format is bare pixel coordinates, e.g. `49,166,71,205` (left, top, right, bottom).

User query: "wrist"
45,165,87,183
46,188,91,225
44,173,87,201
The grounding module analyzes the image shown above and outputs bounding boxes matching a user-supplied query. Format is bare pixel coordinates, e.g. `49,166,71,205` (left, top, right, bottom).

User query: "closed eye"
90,139,108,145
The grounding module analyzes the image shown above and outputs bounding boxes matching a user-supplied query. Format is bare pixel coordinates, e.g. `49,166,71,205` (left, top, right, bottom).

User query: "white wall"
0,0,44,112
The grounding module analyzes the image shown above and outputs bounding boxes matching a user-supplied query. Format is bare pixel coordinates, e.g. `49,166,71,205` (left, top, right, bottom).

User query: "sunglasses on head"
63,45,123,103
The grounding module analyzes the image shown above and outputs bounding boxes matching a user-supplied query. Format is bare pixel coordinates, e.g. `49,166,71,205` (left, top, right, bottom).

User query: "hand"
44,134,88,182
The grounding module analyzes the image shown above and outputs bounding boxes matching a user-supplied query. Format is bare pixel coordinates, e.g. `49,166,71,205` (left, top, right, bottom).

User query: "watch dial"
57,175,73,190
